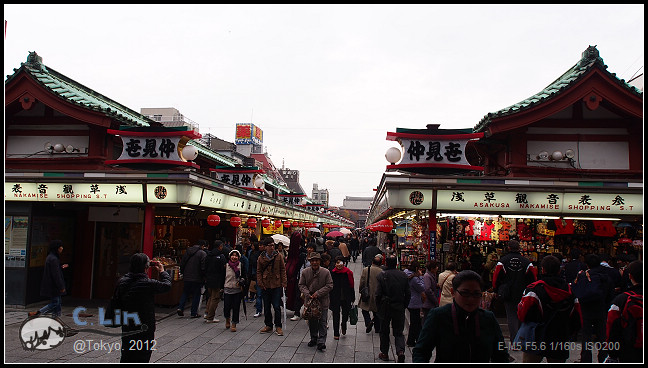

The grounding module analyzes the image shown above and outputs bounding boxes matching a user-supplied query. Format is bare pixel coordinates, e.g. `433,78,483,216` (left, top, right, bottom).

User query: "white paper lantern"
182,145,198,161
385,147,401,164
254,176,265,188
53,143,65,153
551,151,563,161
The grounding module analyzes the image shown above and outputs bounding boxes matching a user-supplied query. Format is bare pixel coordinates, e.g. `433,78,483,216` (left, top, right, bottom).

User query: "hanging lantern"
261,218,271,228
207,214,221,226
283,221,291,228
298,222,304,227
247,218,257,228
230,217,241,227
292,221,300,228
274,220,283,228
374,219,394,233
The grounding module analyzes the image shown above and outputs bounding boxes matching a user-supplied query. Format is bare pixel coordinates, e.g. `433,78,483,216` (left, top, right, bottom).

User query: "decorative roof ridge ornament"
23,51,47,72
578,45,604,68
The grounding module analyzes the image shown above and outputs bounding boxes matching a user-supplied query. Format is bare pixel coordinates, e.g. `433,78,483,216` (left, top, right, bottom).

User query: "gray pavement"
5,259,586,364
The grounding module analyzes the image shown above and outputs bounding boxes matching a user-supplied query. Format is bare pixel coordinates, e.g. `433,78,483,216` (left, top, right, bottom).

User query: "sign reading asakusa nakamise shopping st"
437,190,642,215
5,182,144,202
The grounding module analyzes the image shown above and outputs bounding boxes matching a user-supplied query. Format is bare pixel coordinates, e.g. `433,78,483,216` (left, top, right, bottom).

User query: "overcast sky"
4,4,644,207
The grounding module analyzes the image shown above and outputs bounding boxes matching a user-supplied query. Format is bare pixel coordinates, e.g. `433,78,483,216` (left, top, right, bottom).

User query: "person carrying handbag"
298,252,333,351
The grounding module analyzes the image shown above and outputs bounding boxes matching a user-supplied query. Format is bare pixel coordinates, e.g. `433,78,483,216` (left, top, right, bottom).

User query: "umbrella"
339,228,352,235
326,230,344,238
308,228,321,233
271,234,291,247
282,287,287,326
240,281,248,320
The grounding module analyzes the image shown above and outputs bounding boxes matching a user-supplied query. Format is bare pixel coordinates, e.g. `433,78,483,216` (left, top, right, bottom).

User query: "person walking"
299,252,334,351
329,256,355,340
326,240,343,270
257,237,287,336
492,240,537,342
421,260,440,321
438,261,458,307
606,260,643,363
338,237,351,266
375,255,410,363
412,270,510,363
362,237,382,267
516,255,582,363
572,253,614,363
247,239,263,317
223,249,247,332
404,262,425,347
177,240,207,318
116,253,171,363
349,233,360,263
359,254,384,334
204,240,226,323
562,248,586,283
29,240,68,318
285,231,305,321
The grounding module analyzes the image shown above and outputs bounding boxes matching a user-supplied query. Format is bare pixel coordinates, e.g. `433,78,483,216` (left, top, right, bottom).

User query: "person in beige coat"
438,261,458,307
358,254,384,333
299,252,333,351
257,237,287,336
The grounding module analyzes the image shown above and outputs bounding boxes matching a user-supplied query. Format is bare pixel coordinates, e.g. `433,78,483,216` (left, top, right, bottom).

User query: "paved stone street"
5,259,586,363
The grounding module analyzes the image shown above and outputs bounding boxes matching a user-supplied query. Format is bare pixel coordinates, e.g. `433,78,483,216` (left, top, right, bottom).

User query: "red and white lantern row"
207,214,221,226
230,217,242,227
261,218,271,228
247,218,257,228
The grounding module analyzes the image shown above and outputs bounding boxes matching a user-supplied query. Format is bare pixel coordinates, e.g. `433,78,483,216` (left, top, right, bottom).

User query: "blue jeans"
178,281,202,316
39,295,62,317
262,287,282,328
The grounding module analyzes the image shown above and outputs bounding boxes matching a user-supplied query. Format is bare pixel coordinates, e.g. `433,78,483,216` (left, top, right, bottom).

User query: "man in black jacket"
29,240,68,317
118,253,171,362
573,253,614,363
375,255,410,363
362,237,382,267
204,240,226,323
177,241,207,318
492,240,537,343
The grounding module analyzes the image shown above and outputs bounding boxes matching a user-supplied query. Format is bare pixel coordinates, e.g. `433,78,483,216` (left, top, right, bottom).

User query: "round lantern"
207,214,221,226
247,218,257,228
230,217,241,227
261,218,271,228
283,221,291,228
298,222,304,227
374,219,394,233
275,220,283,228
181,145,198,161
292,221,300,228
385,147,402,164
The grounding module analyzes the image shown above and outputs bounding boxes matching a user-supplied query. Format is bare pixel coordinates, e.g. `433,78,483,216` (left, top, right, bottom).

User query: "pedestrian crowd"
29,234,642,363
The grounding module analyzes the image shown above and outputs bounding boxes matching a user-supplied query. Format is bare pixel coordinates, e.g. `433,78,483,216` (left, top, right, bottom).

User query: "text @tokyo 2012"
73,339,157,354
498,341,619,352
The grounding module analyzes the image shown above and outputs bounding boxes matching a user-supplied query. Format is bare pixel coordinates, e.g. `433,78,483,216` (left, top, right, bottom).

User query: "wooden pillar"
143,204,155,258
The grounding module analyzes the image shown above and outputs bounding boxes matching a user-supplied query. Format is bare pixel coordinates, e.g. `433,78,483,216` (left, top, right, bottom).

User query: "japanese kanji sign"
386,132,484,171
106,129,201,168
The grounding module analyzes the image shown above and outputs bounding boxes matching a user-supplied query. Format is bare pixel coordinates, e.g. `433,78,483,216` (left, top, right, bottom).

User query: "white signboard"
437,190,642,215
5,182,144,203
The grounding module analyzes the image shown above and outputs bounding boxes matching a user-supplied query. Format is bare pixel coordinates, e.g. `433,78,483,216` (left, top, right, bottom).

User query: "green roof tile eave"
473,46,643,133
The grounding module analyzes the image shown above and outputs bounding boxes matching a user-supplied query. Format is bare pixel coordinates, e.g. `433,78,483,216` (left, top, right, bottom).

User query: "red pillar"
143,204,155,258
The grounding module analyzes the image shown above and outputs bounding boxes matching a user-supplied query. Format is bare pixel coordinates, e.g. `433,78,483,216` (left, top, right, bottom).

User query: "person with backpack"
605,260,642,363
492,240,537,343
572,253,615,363
516,255,582,362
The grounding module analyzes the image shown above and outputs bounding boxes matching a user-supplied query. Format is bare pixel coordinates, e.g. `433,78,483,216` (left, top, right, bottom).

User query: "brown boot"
231,323,236,332
225,318,231,329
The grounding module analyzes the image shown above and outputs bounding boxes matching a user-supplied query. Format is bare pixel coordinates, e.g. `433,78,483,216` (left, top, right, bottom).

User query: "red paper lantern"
275,220,283,228
247,218,257,228
292,221,299,228
207,214,221,226
283,221,292,228
230,217,241,227
298,222,304,227
261,218,271,228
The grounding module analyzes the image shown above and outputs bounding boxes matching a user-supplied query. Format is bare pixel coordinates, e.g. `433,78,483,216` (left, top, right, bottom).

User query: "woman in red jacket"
329,256,355,340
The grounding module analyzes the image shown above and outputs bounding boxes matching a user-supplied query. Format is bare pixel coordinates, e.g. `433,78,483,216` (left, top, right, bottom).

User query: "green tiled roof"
5,51,155,127
473,46,643,132
188,139,238,167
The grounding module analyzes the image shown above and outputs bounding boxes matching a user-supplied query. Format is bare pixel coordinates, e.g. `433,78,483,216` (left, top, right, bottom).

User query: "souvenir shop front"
367,174,643,271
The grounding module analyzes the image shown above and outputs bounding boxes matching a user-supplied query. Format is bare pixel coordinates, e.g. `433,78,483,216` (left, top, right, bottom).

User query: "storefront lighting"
385,147,402,164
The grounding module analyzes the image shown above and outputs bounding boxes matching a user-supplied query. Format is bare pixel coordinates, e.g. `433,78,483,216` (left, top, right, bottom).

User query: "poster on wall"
5,216,28,268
